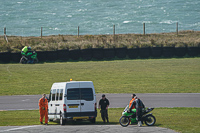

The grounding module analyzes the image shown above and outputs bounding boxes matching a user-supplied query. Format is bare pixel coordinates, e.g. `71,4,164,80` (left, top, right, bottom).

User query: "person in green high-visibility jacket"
21,46,34,63
21,46,32,56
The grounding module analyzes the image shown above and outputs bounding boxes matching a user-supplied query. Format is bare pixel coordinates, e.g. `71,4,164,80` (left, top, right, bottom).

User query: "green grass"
0,108,200,133
0,58,200,95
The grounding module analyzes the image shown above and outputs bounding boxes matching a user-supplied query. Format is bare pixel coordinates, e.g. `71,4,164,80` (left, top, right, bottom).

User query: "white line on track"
0,125,40,132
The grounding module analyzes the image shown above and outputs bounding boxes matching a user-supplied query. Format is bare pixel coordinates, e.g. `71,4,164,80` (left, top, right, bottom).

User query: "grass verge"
1,30,200,52
0,108,200,133
0,58,200,95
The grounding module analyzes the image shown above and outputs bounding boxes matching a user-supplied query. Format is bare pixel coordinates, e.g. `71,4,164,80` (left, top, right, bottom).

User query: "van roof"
53,81,93,84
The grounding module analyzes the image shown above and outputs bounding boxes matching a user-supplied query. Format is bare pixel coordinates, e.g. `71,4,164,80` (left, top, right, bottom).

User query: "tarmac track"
0,93,200,111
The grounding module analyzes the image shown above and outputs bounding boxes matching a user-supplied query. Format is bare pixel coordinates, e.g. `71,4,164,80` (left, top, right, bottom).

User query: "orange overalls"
129,98,135,109
39,98,48,124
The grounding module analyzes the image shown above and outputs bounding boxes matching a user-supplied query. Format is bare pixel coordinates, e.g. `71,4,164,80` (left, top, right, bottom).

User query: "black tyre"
144,115,156,126
119,116,130,127
20,57,27,64
60,113,66,125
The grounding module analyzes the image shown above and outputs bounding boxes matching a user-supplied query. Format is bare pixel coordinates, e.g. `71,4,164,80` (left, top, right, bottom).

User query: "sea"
0,0,200,36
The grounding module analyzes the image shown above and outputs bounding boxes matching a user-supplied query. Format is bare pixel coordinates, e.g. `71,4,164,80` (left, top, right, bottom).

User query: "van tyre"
60,113,65,125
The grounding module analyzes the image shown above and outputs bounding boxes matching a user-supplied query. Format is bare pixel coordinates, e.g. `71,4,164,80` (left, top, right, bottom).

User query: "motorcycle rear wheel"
119,116,130,127
144,115,156,126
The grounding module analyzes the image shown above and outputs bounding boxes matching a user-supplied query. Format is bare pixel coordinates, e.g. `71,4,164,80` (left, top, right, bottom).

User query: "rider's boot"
138,121,142,127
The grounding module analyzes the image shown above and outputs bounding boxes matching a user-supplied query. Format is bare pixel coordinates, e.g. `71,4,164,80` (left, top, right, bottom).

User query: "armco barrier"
57,49,69,61
69,49,81,60
1,47,200,63
104,48,115,59
127,48,139,59
81,49,93,60
151,47,163,57
163,47,175,58
46,51,58,61
92,48,104,60
115,47,127,58
175,47,187,57
11,52,21,63
188,47,200,56
37,51,47,62
139,47,151,58
0,52,11,63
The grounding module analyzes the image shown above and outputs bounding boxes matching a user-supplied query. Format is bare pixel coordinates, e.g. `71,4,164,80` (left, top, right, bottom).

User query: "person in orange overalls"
39,94,48,125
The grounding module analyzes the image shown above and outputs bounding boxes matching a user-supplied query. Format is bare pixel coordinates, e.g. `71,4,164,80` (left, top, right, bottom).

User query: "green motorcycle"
119,105,156,127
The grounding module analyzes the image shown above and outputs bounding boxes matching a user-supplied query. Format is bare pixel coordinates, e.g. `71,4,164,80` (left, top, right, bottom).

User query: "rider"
21,46,32,56
21,46,34,63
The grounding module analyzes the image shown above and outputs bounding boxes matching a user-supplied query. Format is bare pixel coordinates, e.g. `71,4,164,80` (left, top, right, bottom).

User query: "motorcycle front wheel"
119,116,130,127
20,57,27,64
144,115,156,126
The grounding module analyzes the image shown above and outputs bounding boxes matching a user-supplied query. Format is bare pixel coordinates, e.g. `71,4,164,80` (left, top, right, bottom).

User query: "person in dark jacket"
98,94,110,123
129,95,145,127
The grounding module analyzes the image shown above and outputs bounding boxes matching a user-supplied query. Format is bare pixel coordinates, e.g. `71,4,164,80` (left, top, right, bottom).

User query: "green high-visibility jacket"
22,46,28,53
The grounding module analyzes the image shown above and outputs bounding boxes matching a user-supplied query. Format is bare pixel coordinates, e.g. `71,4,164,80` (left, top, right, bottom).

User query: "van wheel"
60,113,65,125
90,118,96,123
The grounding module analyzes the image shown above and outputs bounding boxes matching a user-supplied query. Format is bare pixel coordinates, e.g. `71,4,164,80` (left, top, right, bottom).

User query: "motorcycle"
119,105,156,127
20,51,38,64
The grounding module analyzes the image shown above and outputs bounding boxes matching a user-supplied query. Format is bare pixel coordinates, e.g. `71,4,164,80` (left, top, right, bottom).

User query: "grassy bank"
0,58,200,95
0,108,200,133
0,30,200,52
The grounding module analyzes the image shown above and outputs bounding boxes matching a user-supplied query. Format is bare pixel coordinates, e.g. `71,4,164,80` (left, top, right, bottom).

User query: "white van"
48,81,97,125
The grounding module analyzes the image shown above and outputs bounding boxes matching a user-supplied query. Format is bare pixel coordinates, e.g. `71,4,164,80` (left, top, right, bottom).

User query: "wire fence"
2,22,191,38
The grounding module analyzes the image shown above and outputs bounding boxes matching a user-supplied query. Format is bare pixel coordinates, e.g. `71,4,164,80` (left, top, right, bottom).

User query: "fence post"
41,27,43,38
4,27,8,43
176,22,178,35
113,25,115,43
4,27,6,35
78,26,79,37
143,23,145,35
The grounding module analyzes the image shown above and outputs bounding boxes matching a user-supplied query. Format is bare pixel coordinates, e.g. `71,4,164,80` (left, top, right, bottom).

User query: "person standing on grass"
39,94,48,125
98,94,110,123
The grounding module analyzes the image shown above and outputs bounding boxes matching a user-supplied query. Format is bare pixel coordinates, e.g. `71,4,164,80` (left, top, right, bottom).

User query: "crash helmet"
28,46,31,50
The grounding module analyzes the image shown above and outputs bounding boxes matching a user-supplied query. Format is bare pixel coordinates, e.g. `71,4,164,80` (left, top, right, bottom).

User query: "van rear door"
66,82,81,113
80,88,94,112
79,82,95,113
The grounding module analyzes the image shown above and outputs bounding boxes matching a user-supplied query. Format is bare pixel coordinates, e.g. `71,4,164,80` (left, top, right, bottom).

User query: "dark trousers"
136,108,142,121
101,109,108,122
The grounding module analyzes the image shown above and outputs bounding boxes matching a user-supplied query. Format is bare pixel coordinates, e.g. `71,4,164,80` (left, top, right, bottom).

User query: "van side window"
67,88,80,100
56,89,59,101
52,89,56,101
59,89,63,100
80,88,93,101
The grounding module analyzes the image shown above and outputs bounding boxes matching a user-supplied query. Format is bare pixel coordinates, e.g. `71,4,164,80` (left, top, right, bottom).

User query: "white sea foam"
1,0,199,36
123,21,131,24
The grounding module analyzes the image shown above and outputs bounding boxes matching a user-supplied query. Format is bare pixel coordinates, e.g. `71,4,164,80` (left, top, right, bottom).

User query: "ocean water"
0,0,200,36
